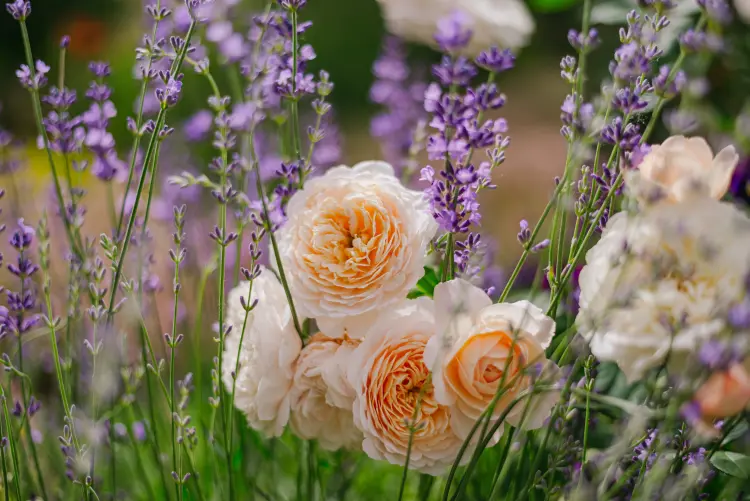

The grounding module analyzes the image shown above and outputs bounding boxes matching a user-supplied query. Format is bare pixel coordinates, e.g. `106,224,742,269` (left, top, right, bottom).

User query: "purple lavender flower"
697,0,732,24
370,37,427,174
155,71,184,107
475,47,514,73
729,157,750,204
698,339,739,370
5,0,30,20
434,10,472,53
16,60,50,90
184,109,214,141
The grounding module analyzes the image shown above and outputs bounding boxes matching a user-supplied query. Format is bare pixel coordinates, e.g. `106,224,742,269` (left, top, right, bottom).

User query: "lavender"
5,0,29,20
370,36,427,175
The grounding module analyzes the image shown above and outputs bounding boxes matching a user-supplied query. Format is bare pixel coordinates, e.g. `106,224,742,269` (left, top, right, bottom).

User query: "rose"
695,361,750,420
347,298,462,474
374,0,534,55
424,279,559,439
626,135,738,204
278,161,437,337
222,268,302,437
289,333,362,451
577,199,750,381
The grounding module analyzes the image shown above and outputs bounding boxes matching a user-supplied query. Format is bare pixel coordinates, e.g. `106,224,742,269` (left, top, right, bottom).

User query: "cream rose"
375,0,535,55
278,161,437,337
577,200,750,382
347,298,463,475
223,268,302,437
737,0,750,24
626,135,738,204
289,333,362,451
424,279,559,439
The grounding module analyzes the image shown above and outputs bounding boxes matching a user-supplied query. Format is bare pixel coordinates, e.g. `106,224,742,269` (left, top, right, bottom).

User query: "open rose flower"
223,268,302,437
375,0,534,55
424,279,560,439
289,333,362,451
626,135,739,204
577,199,750,381
278,161,437,337
348,298,462,474
695,360,750,421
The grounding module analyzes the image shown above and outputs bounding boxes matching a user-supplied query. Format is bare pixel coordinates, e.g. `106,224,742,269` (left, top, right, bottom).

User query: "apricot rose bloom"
695,360,750,421
223,268,302,437
627,135,739,204
424,279,560,439
348,298,463,474
289,334,362,451
278,161,437,337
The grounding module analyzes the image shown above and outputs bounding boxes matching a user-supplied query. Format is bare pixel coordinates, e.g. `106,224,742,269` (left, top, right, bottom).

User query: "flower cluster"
224,161,560,473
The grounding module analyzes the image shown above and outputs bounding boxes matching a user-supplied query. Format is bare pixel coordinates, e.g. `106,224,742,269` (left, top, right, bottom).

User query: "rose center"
483,364,502,384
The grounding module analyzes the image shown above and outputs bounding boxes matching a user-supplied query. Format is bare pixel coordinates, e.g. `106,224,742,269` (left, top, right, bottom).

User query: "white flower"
423,279,560,439
737,0,750,24
626,135,739,204
375,0,535,55
577,200,750,382
223,268,302,437
278,161,437,337
289,334,363,451
347,298,463,475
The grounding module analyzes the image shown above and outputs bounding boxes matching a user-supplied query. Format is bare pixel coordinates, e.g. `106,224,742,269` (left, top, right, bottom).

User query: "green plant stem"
170,253,182,501
397,380,429,501
124,406,158,501
15,272,48,500
192,265,213,406
116,0,164,234
497,174,568,303
289,8,303,179
106,19,196,325
0,421,9,501
228,266,257,460
245,128,305,339
1,387,23,501
182,443,206,501
18,21,83,262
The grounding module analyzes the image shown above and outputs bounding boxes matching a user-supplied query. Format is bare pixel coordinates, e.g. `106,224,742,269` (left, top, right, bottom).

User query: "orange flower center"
300,192,404,292
365,334,451,443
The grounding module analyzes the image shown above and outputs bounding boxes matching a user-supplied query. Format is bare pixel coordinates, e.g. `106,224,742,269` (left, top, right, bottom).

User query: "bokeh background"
0,0,585,272
0,0,748,272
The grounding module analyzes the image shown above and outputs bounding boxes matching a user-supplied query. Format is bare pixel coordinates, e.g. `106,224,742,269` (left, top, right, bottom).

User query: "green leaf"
722,421,749,446
407,267,440,299
529,0,580,13
710,451,750,479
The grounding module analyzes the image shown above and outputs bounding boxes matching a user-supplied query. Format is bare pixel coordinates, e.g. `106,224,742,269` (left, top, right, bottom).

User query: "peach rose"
348,298,463,474
627,135,738,203
223,268,302,437
289,334,362,451
277,161,437,338
695,361,750,420
424,279,560,439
